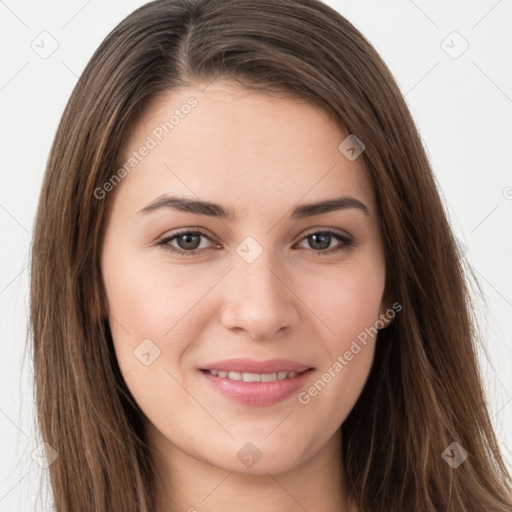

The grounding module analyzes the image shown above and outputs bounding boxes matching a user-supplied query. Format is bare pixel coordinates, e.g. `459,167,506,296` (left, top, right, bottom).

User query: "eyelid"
293,228,354,253
156,228,219,254
157,227,216,243
298,226,352,240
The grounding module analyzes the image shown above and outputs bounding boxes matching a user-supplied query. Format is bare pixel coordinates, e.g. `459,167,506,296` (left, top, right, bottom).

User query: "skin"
101,80,390,512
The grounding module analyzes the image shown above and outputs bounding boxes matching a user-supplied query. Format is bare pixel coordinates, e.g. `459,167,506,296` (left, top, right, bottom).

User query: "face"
101,80,389,476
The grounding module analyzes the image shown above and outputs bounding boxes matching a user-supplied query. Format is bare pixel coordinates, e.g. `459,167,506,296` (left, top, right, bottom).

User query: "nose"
220,251,301,340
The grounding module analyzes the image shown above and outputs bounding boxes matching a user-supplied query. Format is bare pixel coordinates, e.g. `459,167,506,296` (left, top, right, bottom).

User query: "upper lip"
201,358,313,374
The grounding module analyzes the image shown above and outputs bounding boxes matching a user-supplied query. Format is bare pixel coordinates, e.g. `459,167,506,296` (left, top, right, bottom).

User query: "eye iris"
309,233,331,250
177,233,201,250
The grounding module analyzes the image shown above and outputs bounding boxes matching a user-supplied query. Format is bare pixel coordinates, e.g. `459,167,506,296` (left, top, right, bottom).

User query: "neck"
149,426,357,512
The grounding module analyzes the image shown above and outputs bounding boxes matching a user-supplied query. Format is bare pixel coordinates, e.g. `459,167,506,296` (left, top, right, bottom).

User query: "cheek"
292,259,384,415
303,259,385,349
102,258,170,350
101,252,203,421
101,246,222,374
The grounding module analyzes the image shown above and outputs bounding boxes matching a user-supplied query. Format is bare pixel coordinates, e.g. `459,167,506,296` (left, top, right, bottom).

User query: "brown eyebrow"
138,195,369,219
138,195,237,220
291,197,369,218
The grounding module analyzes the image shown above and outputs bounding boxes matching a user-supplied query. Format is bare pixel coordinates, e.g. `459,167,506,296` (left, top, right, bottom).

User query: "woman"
30,0,512,510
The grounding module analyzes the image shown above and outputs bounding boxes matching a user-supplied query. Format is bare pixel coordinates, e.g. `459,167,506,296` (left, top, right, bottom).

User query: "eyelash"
156,228,354,257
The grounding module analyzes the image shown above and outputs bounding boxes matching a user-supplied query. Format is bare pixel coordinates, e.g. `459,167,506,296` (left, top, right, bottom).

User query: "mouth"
202,369,308,382
199,359,315,406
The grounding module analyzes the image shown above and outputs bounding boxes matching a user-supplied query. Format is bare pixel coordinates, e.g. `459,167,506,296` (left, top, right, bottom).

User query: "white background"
1,1,511,510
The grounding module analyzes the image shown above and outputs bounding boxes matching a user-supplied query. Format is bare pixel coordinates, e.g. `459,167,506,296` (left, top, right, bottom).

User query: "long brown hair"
30,0,512,510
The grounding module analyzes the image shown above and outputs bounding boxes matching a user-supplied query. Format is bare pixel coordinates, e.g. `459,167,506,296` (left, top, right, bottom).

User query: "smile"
200,360,315,406
205,370,300,382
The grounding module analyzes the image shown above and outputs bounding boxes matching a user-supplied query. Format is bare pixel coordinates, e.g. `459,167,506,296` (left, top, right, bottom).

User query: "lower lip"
201,369,314,406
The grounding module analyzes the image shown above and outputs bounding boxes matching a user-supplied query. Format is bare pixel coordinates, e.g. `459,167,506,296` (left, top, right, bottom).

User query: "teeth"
207,370,302,381
241,372,260,382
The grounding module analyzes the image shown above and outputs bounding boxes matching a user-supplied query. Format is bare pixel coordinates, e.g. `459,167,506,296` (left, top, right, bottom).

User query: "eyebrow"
138,194,369,219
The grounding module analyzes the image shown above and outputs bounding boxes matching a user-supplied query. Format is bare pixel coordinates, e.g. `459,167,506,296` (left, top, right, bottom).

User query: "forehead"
115,80,375,216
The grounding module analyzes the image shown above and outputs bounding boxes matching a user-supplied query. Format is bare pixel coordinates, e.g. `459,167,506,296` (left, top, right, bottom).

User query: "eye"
157,229,217,256
296,229,353,254
157,228,354,257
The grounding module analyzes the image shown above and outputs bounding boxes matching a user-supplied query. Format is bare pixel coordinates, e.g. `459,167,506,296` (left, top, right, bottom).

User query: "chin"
193,433,318,476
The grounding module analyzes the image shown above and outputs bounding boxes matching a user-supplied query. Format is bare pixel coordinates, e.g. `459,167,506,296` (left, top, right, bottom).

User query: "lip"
201,358,312,374
200,358,315,406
